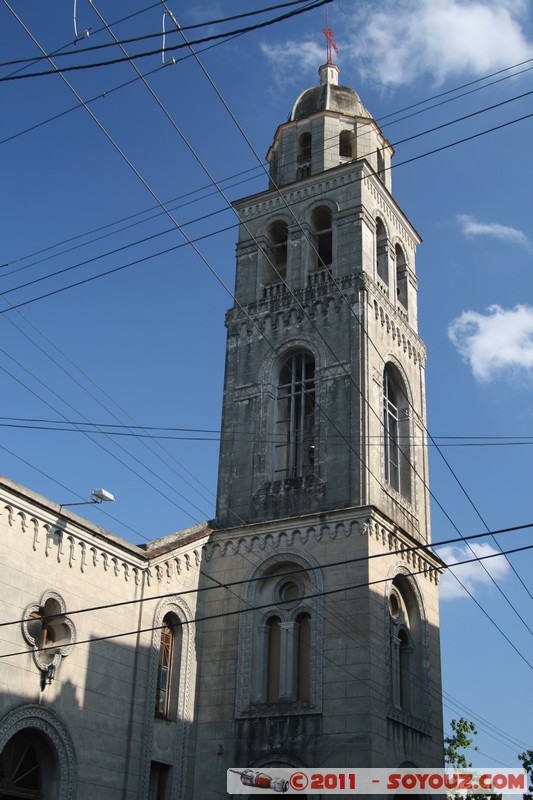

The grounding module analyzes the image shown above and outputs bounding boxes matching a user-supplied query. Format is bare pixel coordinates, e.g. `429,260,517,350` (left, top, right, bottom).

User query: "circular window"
275,577,304,609
389,591,400,620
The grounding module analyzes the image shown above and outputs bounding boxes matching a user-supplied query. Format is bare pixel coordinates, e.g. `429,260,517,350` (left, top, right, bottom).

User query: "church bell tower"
207,57,444,776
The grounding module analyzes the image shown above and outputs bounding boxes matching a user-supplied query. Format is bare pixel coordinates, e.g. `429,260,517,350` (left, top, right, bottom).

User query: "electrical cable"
0,0,317,67
5,2,533,670
2,86,531,290
5,4,529,648
2,58,530,273
0,442,143,538
1,543,532,662
153,6,533,625
0,420,532,447
5,12,532,752
1,522,530,630
74,0,488,569
0,0,333,81
0,353,209,524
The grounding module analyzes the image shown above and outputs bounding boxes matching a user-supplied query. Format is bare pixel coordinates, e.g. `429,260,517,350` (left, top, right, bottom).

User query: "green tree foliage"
518,750,533,800
444,718,502,800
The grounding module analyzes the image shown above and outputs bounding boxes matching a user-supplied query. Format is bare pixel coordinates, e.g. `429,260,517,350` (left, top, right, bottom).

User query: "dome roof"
290,64,372,122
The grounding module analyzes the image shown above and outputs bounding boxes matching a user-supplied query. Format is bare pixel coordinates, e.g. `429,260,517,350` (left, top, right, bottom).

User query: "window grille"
274,353,315,480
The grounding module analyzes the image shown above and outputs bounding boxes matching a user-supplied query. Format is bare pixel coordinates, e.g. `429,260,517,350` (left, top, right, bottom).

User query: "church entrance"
0,730,45,799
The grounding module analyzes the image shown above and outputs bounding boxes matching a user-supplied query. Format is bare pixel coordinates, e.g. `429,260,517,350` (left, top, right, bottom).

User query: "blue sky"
1,0,532,779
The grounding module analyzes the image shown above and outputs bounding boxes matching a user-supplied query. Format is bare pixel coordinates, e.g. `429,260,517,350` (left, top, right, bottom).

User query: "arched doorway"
0,706,76,800
0,729,47,798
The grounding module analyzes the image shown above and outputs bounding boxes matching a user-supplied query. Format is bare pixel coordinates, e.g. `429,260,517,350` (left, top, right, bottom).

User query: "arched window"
297,612,311,702
259,577,313,705
297,132,312,180
236,553,322,717
339,129,353,158
155,613,182,719
377,149,385,182
395,244,408,310
298,132,312,163
310,206,332,272
376,217,388,284
383,365,411,500
388,576,425,719
264,220,288,285
398,628,412,711
267,616,281,703
0,732,42,798
274,352,315,481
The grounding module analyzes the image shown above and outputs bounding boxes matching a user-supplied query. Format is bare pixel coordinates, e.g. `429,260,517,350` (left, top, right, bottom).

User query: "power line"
0,0,315,67
1,419,533,447
4,6,532,752
1,543,532,662
2,521,530,630
149,6,533,620
0,0,333,81
0,111,530,314
168,17,533,633
2,86,531,291
7,5,529,648
0,442,144,539
5,3,533,668
2,58,530,273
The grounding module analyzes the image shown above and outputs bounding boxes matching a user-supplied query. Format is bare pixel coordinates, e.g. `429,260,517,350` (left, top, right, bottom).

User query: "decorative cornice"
1,494,206,590
369,287,426,366
225,272,364,330
203,516,366,561
236,169,362,219
206,509,442,584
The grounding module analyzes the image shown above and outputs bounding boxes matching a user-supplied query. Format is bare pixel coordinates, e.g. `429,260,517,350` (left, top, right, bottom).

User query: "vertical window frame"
273,352,316,481
155,618,174,718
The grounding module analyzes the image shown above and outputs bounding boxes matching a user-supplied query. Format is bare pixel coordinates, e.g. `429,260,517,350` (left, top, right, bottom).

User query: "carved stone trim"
0,705,77,800
22,591,75,676
370,291,426,366
204,517,367,561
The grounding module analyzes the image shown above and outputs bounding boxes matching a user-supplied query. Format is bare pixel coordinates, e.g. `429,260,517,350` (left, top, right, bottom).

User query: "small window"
383,369,400,491
264,220,288,285
396,244,408,310
155,614,182,718
236,555,321,717
398,628,411,711
376,217,388,284
297,612,311,702
339,129,352,158
274,352,315,481
267,616,281,703
310,206,332,271
264,608,312,704
298,132,312,163
383,365,411,500
377,149,385,181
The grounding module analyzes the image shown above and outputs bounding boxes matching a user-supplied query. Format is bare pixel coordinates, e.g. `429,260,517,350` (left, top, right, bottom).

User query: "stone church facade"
0,62,443,799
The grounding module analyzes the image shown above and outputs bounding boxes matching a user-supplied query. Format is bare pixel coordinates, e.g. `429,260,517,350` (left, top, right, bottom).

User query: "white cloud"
448,304,533,381
349,0,533,86
438,542,510,600
457,214,531,249
260,40,325,86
